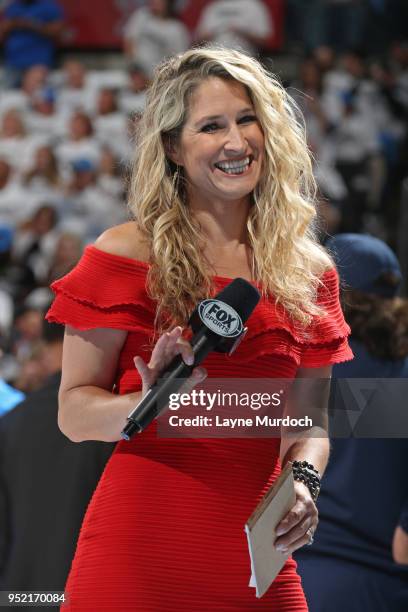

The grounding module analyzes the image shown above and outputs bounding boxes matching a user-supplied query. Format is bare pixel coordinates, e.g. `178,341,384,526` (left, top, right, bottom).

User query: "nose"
224,123,247,155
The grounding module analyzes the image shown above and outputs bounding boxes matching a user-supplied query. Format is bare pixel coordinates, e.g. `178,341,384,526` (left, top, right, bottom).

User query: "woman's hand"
134,326,207,397
274,481,318,555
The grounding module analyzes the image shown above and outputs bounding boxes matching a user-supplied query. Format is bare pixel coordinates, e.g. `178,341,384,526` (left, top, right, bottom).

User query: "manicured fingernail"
276,528,285,536
185,354,194,365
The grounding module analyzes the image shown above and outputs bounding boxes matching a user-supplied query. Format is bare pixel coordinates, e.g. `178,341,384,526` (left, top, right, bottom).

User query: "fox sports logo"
198,299,243,337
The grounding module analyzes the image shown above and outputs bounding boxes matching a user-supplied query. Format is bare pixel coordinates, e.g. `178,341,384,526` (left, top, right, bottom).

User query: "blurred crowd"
0,56,145,393
288,43,408,241
0,0,407,398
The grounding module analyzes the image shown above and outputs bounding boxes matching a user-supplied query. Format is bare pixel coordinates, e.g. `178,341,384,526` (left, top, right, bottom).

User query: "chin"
217,190,254,202
217,182,258,200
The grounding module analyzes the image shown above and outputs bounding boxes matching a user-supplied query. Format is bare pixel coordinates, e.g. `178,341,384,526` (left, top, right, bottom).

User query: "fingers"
274,515,316,553
274,487,318,554
276,481,317,534
154,364,207,418
179,366,208,396
134,327,201,397
149,327,194,371
148,326,182,370
276,502,306,537
133,355,154,392
277,529,316,556
175,336,195,367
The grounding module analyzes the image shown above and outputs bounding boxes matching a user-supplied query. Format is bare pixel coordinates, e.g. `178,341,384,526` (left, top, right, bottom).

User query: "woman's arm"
274,365,332,553
58,325,205,444
58,325,135,443
58,224,206,443
279,365,332,473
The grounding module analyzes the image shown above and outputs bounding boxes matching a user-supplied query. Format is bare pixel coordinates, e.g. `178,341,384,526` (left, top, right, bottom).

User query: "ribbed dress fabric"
46,245,352,611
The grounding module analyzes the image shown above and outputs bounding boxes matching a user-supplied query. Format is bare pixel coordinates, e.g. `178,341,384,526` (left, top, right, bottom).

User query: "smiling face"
170,77,264,208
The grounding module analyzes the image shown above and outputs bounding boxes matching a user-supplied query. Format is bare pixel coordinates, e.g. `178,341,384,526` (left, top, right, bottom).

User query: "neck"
188,192,251,250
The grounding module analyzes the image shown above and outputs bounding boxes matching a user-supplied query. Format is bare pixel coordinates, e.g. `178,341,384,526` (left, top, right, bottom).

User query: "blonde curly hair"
128,46,333,329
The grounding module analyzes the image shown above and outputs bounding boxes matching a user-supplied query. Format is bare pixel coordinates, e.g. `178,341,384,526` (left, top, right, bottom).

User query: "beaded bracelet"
292,460,321,502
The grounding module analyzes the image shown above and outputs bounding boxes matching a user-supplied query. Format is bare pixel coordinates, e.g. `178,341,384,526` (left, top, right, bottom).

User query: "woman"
46,47,352,610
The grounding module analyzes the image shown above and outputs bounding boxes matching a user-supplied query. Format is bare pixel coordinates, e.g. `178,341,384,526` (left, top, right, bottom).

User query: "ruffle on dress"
46,245,352,368
46,245,155,333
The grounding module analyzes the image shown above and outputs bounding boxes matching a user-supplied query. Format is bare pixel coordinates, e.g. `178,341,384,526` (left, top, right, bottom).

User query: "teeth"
222,165,249,175
216,156,250,171
215,156,252,175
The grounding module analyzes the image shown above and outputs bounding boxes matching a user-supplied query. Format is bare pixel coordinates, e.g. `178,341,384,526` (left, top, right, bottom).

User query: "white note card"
245,463,296,598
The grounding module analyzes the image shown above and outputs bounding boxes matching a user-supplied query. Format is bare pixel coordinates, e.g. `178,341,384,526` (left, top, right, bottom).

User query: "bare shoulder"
94,222,150,262
309,243,335,277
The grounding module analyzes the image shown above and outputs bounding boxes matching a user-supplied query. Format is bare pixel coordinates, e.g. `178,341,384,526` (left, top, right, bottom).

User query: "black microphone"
121,278,260,440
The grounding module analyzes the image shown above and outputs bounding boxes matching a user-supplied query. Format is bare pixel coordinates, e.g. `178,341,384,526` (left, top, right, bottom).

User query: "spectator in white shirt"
0,65,48,118
56,112,100,179
0,109,34,170
331,90,382,232
93,88,128,157
0,159,38,227
22,145,62,205
119,63,149,116
25,86,64,138
123,0,190,79
56,60,91,117
59,158,127,240
291,58,330,158
195,0,273,56
98,148,125,201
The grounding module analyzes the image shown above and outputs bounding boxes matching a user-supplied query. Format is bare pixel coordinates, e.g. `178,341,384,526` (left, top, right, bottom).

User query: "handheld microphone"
121,278,260,440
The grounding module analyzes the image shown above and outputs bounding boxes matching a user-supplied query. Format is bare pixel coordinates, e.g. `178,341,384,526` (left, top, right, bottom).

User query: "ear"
163,133,183,167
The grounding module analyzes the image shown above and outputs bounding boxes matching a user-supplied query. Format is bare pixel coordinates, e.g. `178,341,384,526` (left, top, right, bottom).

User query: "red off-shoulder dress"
46,245,352,611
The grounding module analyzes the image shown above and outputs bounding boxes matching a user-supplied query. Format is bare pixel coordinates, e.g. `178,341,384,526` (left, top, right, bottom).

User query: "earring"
171,165,182,204
173,166,179,188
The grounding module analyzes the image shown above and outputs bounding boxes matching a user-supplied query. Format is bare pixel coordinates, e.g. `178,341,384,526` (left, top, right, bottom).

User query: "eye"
238,115,257,124
201,122,220,133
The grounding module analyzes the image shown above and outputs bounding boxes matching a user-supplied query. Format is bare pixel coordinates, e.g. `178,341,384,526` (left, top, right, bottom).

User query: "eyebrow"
194,107,255,127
